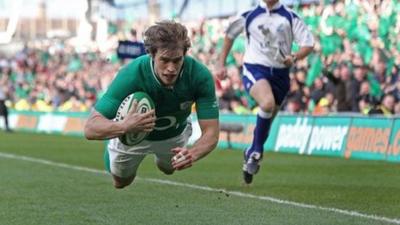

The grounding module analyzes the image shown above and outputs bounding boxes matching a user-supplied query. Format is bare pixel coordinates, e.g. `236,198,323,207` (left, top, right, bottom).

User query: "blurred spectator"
310,77,326,104
313,92,336,115
368,94,396,116
324,64,353,112
0,76,12,132
350,65,368,111
284,75,305,113
285,98,302,113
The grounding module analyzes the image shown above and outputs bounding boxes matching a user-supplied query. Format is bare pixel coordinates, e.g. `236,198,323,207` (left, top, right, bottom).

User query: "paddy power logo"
275,118,348,155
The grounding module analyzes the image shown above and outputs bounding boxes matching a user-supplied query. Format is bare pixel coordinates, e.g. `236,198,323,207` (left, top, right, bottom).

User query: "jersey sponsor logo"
154,116,178,131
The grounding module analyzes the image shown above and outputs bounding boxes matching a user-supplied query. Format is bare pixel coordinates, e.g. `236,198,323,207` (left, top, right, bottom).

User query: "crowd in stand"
0,45,114,112
0,0,399,116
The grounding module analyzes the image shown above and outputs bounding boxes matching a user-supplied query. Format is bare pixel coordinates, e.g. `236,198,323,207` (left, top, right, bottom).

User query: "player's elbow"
83,127,94,140
84,111,102,140
83,123,97,140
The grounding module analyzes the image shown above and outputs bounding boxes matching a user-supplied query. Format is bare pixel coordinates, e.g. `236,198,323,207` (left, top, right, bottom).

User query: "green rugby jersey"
95,55,219,141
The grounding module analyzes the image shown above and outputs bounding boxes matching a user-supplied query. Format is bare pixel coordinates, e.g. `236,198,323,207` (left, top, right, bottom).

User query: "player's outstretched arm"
84,103,155,140
215,36,234,80
171,119,219,170
215,16,244,80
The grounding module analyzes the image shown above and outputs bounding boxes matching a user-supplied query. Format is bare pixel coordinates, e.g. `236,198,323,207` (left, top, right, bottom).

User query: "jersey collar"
149,58,161,86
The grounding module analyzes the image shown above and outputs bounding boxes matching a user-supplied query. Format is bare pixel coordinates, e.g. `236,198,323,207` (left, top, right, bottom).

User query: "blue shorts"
242,63,290,105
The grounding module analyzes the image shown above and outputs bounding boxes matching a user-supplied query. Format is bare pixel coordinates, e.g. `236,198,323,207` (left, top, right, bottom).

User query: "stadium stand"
0,0,399,116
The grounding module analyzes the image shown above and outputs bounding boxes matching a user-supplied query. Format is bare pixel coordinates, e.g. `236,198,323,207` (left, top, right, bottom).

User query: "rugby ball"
114,92,155,146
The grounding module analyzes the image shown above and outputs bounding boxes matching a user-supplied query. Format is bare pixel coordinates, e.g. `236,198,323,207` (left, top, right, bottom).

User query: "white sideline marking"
1,152,399,224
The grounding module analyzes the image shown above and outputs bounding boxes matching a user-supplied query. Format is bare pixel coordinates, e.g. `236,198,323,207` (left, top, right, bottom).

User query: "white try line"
1,151,399,225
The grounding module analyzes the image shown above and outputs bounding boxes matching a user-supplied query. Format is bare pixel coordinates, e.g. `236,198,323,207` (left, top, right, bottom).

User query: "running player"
216,0,314,184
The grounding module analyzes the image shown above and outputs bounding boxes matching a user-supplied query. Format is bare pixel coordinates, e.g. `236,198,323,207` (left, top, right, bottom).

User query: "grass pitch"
0,131,399,225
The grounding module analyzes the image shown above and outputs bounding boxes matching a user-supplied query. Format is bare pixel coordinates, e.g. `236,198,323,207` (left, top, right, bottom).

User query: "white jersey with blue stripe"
226,1,314,68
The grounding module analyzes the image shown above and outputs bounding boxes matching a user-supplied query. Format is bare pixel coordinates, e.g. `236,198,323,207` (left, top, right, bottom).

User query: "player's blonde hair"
143,20,191,55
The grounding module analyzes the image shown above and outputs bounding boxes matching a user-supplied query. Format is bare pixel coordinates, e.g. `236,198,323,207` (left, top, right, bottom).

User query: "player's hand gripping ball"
114,92,155,146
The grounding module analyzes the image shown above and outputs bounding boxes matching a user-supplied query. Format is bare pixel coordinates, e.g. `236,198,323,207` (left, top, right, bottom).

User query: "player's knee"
112,175,135,189
258,100,275,113
113,182,128,189
113,180,134,189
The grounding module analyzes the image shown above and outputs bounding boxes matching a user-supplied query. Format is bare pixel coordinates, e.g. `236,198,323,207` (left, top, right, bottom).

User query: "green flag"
353,40,373,63
306,54,323,87
367,73,383,97
320,33,342,56
386,57,395,77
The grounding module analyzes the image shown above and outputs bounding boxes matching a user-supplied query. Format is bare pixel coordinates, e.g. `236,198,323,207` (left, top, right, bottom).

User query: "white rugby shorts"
106,122,192,178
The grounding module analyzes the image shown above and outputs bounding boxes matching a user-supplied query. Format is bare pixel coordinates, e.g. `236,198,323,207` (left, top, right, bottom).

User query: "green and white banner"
3,110,400,163
266,114,400,163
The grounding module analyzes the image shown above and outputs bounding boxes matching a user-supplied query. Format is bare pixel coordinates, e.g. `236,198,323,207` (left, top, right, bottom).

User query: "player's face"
153,48,185,88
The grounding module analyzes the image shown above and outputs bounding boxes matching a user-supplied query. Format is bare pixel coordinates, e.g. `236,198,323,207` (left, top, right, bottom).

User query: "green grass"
0,131,399,225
